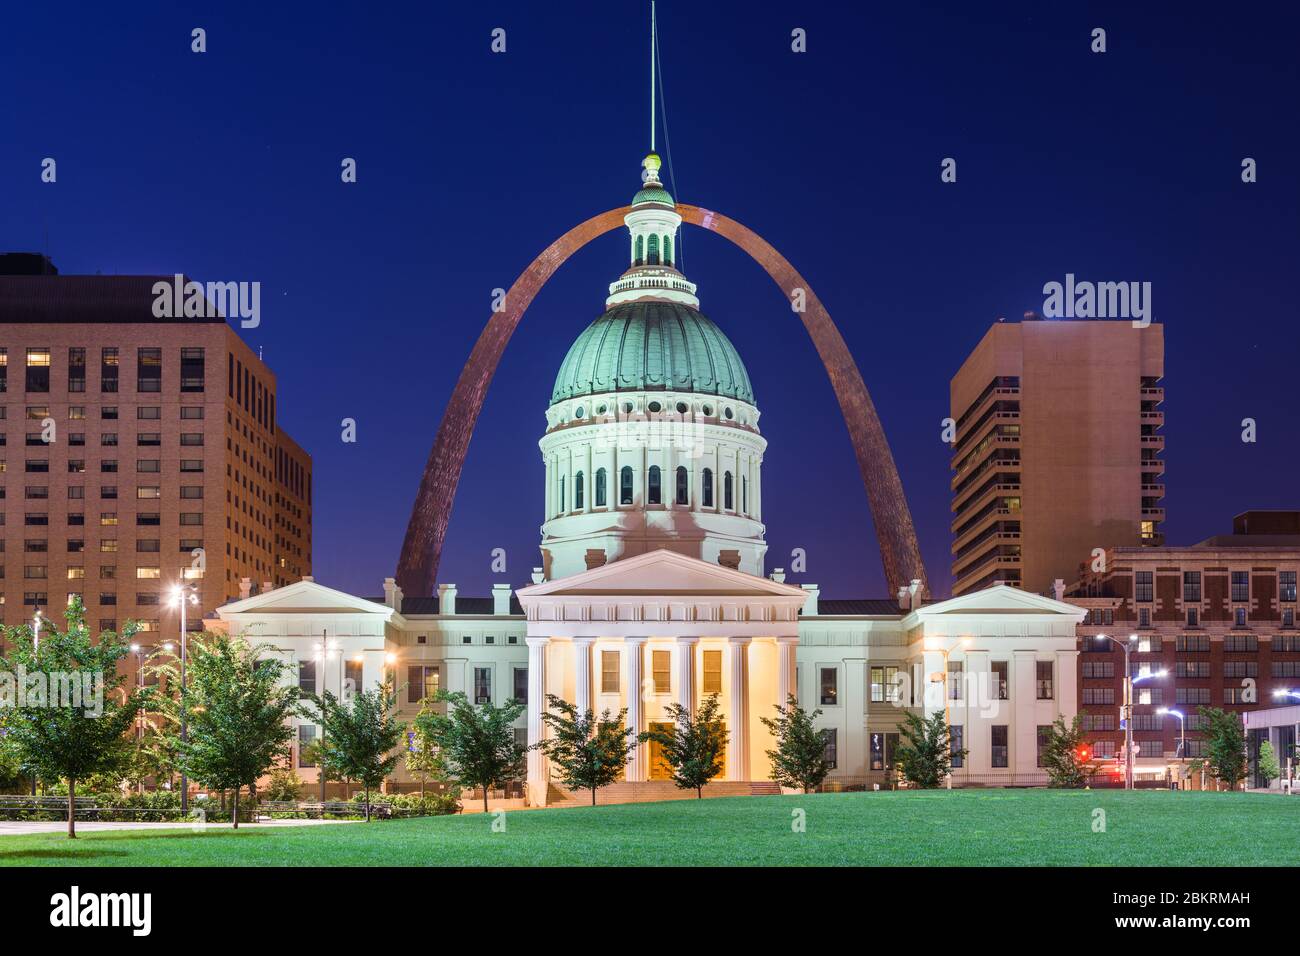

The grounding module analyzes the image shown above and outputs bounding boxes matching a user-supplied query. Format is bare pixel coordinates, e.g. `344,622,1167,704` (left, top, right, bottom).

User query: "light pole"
130,643,144,794
32,607,42,653
171,583,199,815
924,638,970,785
1274,689,1300,702
1157,707,1185,761
313,633,341,802
1094,633,1167,790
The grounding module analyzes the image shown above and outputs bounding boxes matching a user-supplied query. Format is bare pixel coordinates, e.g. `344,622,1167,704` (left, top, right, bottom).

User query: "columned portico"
515,549,807,805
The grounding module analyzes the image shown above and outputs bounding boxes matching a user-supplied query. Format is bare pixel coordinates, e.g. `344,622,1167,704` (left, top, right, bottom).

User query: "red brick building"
1065,511,1300,782
0,255,312,644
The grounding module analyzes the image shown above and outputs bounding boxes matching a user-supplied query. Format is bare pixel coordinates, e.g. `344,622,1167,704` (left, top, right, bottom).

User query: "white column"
573,638,594,714
676,637,698,716
526,637,549,806
728,637,751,781
776,636,797,709
624,637,646,781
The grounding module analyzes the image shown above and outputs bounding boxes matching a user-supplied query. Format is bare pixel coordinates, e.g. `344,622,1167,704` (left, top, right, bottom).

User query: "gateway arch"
395,204,928,599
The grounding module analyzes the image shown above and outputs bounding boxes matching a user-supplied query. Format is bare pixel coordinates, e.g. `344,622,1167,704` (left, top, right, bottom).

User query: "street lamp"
1157,707,1186,761
1094,633,1167,790
924,638,971,787
313,635,341,802
32,608,42,653
171,583,200,815
1273,689,1300,702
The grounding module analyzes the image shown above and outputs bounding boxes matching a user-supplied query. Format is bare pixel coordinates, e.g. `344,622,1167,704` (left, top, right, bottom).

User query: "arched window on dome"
620,465,634,505
635,235,644,266
647,233,660,266
595,467,607,507
648,465,662,505
574,471,584,510
665,234,674,267
675,466,688,505
742,475,748,514
558,474,566,516
724,471,734,511
702,468,714,508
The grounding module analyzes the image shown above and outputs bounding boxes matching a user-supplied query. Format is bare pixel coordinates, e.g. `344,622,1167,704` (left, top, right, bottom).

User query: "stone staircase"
546,780,763,807
749,781,782,796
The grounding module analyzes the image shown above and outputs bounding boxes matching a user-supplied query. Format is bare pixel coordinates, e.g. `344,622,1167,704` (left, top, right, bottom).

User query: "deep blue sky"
4,1,1298,600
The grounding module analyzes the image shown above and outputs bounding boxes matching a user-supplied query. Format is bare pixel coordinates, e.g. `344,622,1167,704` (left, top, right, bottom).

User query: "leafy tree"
894,710,965,789
406,697,454,801
1038,715,1096,788
1257,741,1280,788
313,681,404,821
416,691,526,812
1197,706,1247,790
0,712,29,793
164,633,300,828
262,764,305,802
538,694,639,806
0,598,149,837
760,694,832,793
638,694,727,798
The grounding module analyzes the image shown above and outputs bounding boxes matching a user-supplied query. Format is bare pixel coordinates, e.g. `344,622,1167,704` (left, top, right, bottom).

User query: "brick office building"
1065,511,1300,782
0,254,312,645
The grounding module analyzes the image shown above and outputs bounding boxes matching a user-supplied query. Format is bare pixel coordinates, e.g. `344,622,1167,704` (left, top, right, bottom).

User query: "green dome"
550,301,755,407
631,185,675,207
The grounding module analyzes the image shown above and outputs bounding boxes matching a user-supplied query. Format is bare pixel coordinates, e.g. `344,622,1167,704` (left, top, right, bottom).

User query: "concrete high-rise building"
950,316,1164,596
0,256,312,641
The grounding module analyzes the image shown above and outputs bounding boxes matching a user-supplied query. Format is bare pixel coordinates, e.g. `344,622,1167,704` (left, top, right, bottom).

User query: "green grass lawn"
0,790,1293,866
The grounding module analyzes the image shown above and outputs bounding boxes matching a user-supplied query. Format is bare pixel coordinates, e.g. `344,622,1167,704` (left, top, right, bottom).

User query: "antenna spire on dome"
649,0,657,153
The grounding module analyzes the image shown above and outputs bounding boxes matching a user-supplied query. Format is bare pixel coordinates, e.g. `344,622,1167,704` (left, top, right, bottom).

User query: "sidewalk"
0,818,355,836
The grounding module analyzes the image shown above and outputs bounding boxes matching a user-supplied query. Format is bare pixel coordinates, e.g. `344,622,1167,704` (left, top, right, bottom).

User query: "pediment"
914,584,1086,619
516,549,808,602
217,579,396,619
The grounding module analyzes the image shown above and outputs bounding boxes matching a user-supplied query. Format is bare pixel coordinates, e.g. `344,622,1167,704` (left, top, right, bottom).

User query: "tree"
416,691,526,812
262,764,305,802
638,694,727,798
0,599,149,837
1198,706,1247,790
406,697,452,801
894,710,965,789
760,695,832,794
1038,715,1096,788
313,681,404,821
165,633,300,828
1257,741,1280,788
538,694,639,806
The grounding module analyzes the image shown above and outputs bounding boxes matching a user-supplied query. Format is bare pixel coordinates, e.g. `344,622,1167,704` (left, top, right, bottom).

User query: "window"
1282,571,1298,603
407,665,439,704
950,725,964,768
702,468,714,508
512,666,528,704
819,667,838,705
742,476,748,513
1176,687,1211,705
137,460,160,473
1082,687,1115,705
870,732,899,771
180,460,203,472
137,348,161,392
180,406,204,420
344,658,363,692
25,348,50,392
1082,660,1115,678
948,660,963,700
1186,608,1198,627
594,468,607,507
101,348,119,392
298,660,316,694
0,348,6,391
702,649,722,695
652,650,671,694
724,471,734,510
1234,607,1247,627
298,725,317,768
1036,660,1054,700
1285,609,1296,628
1223,634,1257,652
573,471,584,510
473,667,492,704
870,665,900,703
1176,661,1211,678
991,661,1009,699
180,347,204,392
647,465,661,504
1138,607,1151,627
1036,725,1052,767
1183,571,1201,603
1222,661,1257,678
601,650,620,693
991,725,1009,768
1229,570,1249,603
619,465,633,505
137,433,161,447
822,728,837,769
675,466,688,505
1135,571,1153,603
68,348,85,392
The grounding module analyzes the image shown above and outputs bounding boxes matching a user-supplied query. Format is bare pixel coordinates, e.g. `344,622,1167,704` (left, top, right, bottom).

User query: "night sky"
4,2,1298,601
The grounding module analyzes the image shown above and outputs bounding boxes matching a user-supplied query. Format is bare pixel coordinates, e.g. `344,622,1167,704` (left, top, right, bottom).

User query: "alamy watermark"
0,666,105,717
152,274,260,328
1042,273,1151,327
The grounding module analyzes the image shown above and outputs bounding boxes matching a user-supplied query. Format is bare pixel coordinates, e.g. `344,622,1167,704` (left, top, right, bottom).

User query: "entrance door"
649,722,673,780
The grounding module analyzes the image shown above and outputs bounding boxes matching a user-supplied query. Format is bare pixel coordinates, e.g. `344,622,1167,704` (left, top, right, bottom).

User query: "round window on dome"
724,407,734,420
574,406,585,419
702,404,713,417
676,402,688,415
596,404,607,416
648,401,662,413
623,402,635,414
